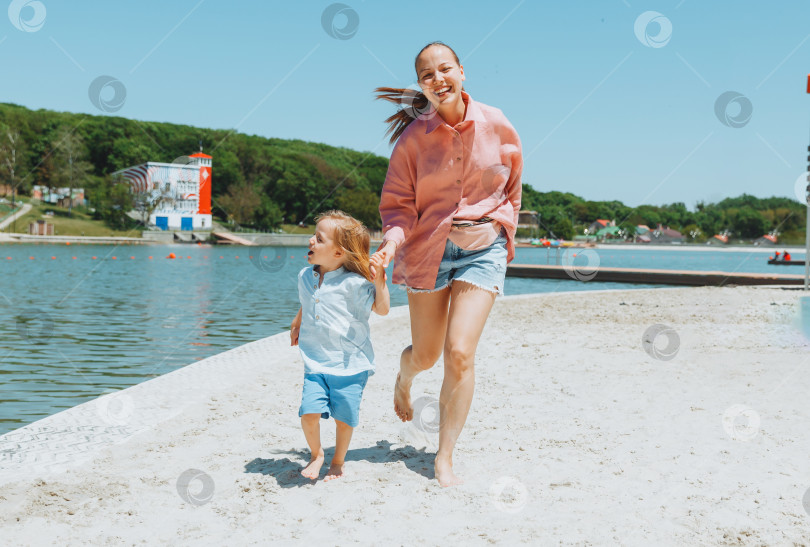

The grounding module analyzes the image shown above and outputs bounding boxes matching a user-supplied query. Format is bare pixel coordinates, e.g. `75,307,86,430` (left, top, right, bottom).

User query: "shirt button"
313,284,317,289
315,298,319,303
456,179,461,184
456,157,461,161
315,315,320,320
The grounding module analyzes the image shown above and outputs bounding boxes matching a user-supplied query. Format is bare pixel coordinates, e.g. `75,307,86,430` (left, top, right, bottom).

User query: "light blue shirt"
297,265,377,376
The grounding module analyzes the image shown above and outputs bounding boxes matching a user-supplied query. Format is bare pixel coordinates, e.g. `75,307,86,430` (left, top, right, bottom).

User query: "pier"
506,264,806,286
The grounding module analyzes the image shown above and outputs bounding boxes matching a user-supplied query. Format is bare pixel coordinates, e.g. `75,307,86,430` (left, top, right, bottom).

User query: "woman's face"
415,45,465,110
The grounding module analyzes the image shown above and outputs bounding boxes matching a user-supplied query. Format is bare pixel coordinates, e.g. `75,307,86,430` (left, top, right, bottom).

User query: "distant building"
596,225,621,240
114,152,212,230
32,186,85,207
586,219,613,234
753,234,777,246
517,210,538,229
649,224,684,244
706,234,729,245
29,219,54,235
635,225,651,243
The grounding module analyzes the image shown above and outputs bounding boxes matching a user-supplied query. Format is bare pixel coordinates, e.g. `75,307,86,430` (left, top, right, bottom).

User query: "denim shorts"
298,371,370,428
407,232,507,296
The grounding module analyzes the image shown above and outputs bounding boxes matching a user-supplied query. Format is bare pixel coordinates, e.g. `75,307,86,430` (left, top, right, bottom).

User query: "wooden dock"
211,232,257,246
506,264,805,286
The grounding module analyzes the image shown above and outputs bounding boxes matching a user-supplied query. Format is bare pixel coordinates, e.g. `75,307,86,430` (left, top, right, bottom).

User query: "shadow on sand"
244,440,434,487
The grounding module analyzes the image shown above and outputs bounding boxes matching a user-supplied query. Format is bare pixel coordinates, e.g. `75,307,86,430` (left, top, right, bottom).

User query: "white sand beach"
1,286,809,545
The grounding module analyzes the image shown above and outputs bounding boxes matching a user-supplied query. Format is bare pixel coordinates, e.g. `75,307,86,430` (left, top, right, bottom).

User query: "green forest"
0,102,805,243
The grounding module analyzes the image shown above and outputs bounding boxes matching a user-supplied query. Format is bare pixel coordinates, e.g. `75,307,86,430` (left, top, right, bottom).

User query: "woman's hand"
370,240,397,279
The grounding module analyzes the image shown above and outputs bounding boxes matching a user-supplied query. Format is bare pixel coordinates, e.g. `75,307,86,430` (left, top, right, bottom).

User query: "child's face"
307,219,344,270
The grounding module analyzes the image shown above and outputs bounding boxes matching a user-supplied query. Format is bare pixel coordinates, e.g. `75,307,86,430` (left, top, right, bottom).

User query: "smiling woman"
372,41,523,487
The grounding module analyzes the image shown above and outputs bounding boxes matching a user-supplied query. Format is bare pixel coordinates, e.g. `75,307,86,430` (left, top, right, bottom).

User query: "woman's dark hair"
374,41,461,144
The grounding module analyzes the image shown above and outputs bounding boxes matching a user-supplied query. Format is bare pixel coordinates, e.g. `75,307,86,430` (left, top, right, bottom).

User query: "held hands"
369,253,388,286
370,240,396,280
369,253,391,316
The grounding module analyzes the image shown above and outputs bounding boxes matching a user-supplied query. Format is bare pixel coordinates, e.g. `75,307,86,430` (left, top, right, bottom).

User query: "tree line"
520,188,806,243
0,102,805,242
0,102,387,231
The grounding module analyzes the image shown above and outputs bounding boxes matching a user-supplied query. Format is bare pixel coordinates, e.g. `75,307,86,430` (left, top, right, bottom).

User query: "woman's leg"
394,288,451,421
435,280,496,487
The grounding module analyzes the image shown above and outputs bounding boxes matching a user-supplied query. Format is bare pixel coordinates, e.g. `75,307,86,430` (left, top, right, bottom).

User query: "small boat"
767,259,805,265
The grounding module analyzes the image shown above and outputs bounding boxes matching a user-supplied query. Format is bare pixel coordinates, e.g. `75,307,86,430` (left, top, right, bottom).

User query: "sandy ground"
1,286,809,545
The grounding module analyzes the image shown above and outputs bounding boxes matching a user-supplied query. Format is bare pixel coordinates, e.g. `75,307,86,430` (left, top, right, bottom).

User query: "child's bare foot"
324,462,345,481
301,450,324,479
394,373,413,422
434,455,463,487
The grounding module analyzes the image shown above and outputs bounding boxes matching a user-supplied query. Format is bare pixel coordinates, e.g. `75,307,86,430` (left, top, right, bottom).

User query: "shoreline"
1,230,807,253
1,286,808,544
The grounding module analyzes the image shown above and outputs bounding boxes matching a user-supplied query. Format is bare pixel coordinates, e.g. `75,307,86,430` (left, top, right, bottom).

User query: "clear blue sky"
2,0,809,208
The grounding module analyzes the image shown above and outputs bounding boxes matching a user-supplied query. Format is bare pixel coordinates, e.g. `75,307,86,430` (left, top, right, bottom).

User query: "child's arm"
290,307,302,346
369,256,390,316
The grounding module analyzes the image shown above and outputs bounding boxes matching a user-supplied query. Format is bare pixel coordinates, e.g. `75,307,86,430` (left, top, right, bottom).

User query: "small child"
290,210,390,481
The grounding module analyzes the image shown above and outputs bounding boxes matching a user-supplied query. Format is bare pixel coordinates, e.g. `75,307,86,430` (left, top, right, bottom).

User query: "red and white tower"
189,152,212,217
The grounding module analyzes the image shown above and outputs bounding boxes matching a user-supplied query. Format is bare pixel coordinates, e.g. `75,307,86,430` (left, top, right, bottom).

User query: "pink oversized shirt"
379,92,523,289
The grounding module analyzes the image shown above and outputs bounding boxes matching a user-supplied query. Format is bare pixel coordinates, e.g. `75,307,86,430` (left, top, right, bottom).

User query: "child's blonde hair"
315,210,372,282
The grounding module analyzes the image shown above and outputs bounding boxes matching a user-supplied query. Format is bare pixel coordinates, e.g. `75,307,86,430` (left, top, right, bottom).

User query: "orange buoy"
130,256,135,259
148,256,153,259
65,242,70,246
168,253,176,259
112,256,117,260
92,256,97,260
187,256,191,259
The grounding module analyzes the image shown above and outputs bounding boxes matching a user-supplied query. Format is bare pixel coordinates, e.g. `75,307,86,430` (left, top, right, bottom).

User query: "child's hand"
370,240,396,272
370,254,387,285
290,308,302,346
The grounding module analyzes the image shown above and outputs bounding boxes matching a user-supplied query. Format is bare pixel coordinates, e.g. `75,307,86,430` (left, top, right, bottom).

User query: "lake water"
0,243,805,435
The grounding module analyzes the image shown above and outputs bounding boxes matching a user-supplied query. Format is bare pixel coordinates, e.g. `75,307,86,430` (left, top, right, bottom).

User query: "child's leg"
300,414,325,479
324,419,353,481
323,371,368,481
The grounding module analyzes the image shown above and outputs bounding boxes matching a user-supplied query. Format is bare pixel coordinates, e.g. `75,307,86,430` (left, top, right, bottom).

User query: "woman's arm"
375,141,417,269
500,120,523,228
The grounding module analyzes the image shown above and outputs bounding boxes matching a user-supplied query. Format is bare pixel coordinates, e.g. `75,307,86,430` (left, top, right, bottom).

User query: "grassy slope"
8,200,143,237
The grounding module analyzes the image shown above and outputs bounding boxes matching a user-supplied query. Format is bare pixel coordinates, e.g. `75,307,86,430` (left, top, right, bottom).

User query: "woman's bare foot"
324,462,345,481
394,373,413,422
301,450,324,479
434,454,463,487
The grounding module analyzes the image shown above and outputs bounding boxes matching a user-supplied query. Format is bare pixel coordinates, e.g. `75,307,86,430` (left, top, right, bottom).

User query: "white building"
114,152,212,230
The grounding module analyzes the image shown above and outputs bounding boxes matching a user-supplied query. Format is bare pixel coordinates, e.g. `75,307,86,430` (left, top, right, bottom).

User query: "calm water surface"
0,243,801,434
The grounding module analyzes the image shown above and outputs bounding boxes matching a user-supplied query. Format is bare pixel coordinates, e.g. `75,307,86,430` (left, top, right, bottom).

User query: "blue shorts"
407,231,507,296
298,371,370,428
